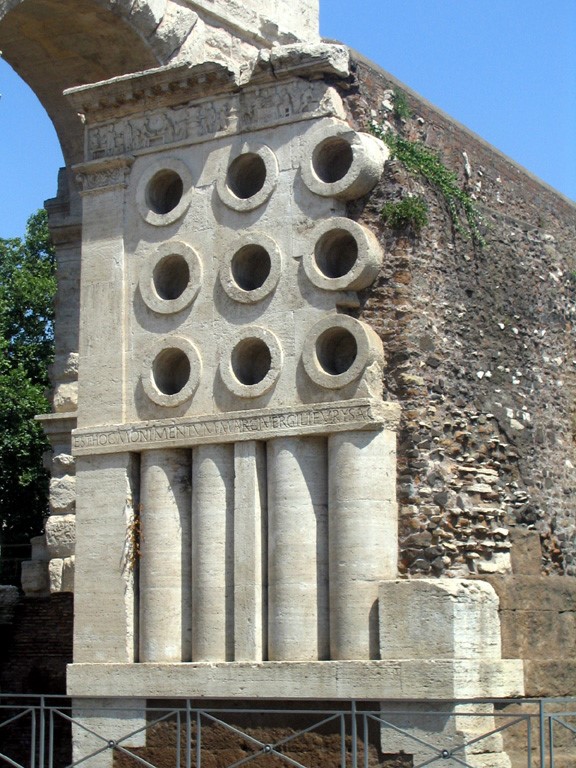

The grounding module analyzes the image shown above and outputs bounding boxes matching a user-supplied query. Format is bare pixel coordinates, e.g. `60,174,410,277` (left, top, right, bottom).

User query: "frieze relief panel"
86,81,344,161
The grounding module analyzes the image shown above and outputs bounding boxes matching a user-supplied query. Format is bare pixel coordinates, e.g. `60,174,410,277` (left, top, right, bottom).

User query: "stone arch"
0,0,197,165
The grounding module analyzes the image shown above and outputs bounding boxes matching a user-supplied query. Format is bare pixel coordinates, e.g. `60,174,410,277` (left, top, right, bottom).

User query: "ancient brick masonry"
341,56,576,579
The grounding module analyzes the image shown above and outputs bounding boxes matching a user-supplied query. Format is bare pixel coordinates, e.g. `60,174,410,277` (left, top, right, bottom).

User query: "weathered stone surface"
509,528,543,575
380,579,502,660
49,556,75,594
21,560,50,596
486,575,576,612
269,43,350,78
523,661,576,698
53,381,78,413
72,698,146,767
67,659,524,699
45,514,76,559
49,474,76,514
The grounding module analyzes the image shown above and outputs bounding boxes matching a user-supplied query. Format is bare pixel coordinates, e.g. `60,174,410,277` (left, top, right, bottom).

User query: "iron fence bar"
200,708,343,753
350,700,357,768
65,743,113,768
549,713,554,768
448,714,530,752
186,699,192,768
539,698,546,768
0,706,34,730
340,712,346,768
39,696,46,768
0,750,26,768
113,743,161,768
374,714,448,754
0,697,574,767
362,711,369,768
31,703,37,768
196,708,201,768
527,712,532,768
551,715,576,735
48,705,54,768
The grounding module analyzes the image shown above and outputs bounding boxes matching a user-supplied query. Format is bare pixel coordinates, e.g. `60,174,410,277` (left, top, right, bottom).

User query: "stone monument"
0,0,543,764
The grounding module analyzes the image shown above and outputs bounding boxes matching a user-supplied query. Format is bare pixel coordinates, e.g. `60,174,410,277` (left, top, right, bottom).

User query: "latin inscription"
72,400,400,456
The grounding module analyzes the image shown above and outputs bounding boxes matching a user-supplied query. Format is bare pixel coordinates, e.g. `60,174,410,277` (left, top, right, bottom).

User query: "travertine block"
45,514,76,558
53,381,78,413
49,556,75,593
21,560,50,596
49,474,76,514
72,698,145,768
379,579,502,660
67,659,524,700
73,454,138,663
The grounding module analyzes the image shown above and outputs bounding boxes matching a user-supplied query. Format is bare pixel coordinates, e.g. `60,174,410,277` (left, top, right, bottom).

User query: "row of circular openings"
141,221,382,314
138,125,386,224
143,317,382,406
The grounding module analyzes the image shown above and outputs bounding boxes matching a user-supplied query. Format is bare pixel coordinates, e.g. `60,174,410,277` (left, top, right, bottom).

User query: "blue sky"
0,0,574,239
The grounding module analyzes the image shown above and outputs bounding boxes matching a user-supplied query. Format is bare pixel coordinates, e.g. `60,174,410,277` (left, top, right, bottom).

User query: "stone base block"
67,660,524,700
379,579,503,660
72,698,146,768
380,702,512,768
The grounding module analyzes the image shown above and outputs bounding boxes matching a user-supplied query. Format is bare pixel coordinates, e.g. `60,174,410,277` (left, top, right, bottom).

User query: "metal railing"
0,696,574,768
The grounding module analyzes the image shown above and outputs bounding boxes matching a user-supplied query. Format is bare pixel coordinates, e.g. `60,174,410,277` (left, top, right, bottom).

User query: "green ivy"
371,122,484,246
381,196,428,234
392,89,412,121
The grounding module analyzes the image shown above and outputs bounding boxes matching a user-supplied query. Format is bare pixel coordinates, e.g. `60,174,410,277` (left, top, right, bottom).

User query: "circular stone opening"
314,229,359,279
226,153,267,199
312,137,354,184
315,327,358,375
231,338,272,385
231,245,272,291
146,170,184,215
152,348,191,395
152,254,190,301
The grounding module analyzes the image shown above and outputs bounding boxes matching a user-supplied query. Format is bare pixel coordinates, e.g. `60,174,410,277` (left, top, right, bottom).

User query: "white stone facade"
0,1,525,765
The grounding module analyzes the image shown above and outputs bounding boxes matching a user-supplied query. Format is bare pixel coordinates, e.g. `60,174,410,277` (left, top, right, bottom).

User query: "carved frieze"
85,81,344,161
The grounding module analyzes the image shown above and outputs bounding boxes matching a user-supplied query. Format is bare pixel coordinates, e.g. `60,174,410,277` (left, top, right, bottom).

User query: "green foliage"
392,89,412,121
371,122,484,246
381,196,428,234
0,210,56,580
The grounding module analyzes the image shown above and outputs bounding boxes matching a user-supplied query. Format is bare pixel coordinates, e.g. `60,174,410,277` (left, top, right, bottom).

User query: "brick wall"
0,593,73,694
337,54,576,578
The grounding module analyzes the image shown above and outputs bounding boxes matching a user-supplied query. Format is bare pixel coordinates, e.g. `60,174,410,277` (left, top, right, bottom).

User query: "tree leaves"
0,210,56,576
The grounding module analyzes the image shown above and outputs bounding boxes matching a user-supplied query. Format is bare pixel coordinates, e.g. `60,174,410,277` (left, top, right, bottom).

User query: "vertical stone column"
234,441,267,661
139,449,192,662
328,428,397,660
75,160,133,429
267,436,329,661
73,453,139,663
191,444,234,661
